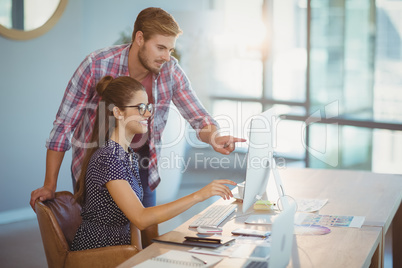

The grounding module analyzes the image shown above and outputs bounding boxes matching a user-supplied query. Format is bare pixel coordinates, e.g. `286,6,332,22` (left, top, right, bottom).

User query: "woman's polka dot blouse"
71,140,143,251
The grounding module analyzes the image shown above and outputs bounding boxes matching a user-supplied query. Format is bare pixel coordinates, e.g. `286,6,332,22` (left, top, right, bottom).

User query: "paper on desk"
230,243,271,259
189,236,270,258
295,213,365,228
296,198,328,212
189,245,235,257
134,249,223,267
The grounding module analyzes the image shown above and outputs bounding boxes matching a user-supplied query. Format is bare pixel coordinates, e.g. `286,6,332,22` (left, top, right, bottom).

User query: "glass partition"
203,0,401,174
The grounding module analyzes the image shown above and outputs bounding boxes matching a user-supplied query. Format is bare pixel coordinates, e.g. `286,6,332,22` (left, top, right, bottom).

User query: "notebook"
134,249,223,267
152,230,236,248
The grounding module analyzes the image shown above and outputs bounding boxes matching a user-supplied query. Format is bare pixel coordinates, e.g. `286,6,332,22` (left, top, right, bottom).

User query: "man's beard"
138,46,162,74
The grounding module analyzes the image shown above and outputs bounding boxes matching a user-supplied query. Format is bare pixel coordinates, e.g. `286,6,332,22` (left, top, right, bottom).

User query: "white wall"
0,0,214,213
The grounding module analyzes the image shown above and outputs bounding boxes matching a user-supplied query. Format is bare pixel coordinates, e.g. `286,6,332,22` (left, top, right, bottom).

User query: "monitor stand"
271,158,290,210
244,158,290,224
244,160,301,266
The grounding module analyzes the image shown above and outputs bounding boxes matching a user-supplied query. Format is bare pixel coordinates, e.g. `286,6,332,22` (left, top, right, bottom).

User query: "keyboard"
245,261,268,268
189,204,237,228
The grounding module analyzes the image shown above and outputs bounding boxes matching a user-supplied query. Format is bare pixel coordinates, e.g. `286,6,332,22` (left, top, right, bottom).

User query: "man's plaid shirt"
46,44,217,190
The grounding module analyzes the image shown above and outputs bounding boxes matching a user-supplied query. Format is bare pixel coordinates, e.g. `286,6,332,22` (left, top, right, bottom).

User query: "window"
204,0,402,174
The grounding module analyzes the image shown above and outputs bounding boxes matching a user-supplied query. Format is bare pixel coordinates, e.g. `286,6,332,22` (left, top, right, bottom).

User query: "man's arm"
199,124,246,155
30,149,65,211
30,56,95,211
169,61,246,153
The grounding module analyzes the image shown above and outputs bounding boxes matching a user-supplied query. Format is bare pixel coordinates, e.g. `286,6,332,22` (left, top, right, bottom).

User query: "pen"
192,255,208,265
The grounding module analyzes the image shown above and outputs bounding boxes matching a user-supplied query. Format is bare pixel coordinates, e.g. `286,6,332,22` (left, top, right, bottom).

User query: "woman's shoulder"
91,141,126,166
87,141,133,185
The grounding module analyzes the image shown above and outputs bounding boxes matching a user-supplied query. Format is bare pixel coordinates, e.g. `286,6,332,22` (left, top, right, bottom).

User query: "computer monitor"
242,108,289,213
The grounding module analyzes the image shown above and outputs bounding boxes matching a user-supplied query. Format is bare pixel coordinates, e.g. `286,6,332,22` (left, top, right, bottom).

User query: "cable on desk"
276,194,298,212
295,244,314,268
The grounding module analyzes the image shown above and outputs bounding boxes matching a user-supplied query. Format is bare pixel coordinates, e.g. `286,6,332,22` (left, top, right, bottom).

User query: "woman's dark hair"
74,76,145,205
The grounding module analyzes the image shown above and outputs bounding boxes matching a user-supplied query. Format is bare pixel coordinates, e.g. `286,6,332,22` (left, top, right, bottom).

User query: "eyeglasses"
119,103,154,116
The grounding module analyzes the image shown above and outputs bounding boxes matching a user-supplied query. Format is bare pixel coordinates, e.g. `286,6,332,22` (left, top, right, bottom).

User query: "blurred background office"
0,0,401,267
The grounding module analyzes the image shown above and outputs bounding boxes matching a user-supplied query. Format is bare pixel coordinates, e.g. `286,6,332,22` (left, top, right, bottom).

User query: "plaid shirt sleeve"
170,63,218,136
46,56,95,152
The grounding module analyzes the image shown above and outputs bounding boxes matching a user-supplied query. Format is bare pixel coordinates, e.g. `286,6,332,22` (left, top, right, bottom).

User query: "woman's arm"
106,179,236,230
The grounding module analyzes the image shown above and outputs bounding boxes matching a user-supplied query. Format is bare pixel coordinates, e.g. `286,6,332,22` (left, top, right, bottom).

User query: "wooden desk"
118,198,382,268
118,168,401,268
277,168,401,230
276,168,402,267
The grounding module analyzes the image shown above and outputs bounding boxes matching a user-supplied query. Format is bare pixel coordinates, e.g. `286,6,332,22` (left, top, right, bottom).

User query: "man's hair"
132,7,182,42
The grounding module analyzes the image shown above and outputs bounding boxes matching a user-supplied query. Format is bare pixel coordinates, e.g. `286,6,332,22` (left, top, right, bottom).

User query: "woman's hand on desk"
194,180,236,202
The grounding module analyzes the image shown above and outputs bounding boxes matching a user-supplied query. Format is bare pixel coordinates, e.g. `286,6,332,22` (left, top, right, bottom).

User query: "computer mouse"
196,226,223,234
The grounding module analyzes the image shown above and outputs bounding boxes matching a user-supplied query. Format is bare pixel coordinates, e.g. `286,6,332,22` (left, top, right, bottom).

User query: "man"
30,7,245,247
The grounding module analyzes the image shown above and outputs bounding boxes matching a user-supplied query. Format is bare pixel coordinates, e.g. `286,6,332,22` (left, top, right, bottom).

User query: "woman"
71,76,235,251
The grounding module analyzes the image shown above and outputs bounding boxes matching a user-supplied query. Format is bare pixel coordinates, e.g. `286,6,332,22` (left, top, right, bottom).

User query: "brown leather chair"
35,191,141,268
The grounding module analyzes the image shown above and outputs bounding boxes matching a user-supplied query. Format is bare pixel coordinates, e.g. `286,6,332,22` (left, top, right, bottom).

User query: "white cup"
237,181,245,199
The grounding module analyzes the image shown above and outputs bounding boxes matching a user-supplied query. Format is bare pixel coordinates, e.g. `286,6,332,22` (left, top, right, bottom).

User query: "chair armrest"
65,245,140,268
130,222,142,249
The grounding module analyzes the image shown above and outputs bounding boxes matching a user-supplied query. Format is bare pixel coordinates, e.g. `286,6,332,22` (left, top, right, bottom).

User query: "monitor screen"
242,108,277,213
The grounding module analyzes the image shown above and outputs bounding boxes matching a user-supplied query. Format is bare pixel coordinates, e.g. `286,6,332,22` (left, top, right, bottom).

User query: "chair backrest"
35,191,82,267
